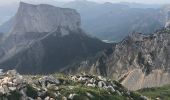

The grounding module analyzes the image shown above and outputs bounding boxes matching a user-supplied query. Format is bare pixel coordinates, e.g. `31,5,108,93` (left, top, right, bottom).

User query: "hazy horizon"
1,0,170,5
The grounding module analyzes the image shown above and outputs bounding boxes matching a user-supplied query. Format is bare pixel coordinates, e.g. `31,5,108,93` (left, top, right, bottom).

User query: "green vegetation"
138,84,170,100
58,86,126,100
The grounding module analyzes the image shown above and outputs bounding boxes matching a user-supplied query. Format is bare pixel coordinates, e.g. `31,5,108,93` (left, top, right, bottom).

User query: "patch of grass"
26,84,38,99
59,86,126,100
7,91,22,100
138,85,170,100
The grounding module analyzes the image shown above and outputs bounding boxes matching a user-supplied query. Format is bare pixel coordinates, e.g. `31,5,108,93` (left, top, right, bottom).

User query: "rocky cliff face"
67,28,170,90
10,2,81,35
0,2,111,74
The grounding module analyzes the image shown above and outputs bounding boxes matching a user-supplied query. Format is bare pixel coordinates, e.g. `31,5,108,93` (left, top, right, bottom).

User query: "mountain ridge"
0,2,112,74
63,28,170,90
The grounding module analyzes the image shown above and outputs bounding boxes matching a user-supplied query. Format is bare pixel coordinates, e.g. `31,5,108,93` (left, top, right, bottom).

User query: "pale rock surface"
10,2,81,36
70,28,170,90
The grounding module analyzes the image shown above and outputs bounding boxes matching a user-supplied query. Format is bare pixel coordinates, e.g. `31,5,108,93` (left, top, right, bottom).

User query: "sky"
1,0,170,5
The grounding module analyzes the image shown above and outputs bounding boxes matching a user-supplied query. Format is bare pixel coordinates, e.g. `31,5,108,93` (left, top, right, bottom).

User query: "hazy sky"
1,0,170,5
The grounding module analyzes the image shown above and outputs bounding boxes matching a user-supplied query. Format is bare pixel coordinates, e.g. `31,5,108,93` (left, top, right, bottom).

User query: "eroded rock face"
10,2,81,35
0,2,111,74
121,69,170,90
68,28,170,90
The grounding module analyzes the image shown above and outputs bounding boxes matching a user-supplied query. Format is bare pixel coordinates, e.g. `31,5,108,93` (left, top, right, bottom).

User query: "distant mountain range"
63,0,167,41
0,0,168,42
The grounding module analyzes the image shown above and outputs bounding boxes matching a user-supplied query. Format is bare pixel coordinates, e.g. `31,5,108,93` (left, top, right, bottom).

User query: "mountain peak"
10,2,81,35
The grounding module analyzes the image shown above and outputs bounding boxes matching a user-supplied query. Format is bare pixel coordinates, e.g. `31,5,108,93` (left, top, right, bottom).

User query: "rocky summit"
0,70,148,100
0,2,111,74
9,2,81,35
65,28,170,90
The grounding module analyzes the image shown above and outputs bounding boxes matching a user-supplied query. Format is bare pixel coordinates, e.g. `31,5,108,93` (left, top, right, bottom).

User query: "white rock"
107,86,115,92
2,85,9,94
62,97,67,100
49,98,55,100
87,83,96,87
78,77,89,81
8,87,17,91
71,76,77,81
86,92,94,98
6,70,17,76
0,86,5,94
89,78,95,83
68,93,77,99
37,97,42,100
44,96,50,100
98,81,106,88
116,90,122,96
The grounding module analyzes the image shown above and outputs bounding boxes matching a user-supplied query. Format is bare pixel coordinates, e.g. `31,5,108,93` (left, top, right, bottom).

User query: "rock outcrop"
0,70,148,100
66,28,170,90
0,2,111,74
10,2,81,35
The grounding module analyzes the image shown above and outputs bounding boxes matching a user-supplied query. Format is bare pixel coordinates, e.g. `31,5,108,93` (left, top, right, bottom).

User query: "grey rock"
8,87,16,91
68,93,77,99
107,86,115,93
44,96,50,100
86,92,94,98
98,81,106,88
74,28,170,90
0,86,5,94
39,75,60,88
116,90,122,96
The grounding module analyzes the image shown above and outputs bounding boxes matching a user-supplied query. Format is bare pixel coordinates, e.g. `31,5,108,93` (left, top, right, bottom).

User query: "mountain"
0,2,111,74
64,28,170,90
0,0,165,41
63,0,164,41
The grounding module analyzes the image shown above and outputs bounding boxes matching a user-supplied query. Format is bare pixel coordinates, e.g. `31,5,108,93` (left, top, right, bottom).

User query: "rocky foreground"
0,70,148,100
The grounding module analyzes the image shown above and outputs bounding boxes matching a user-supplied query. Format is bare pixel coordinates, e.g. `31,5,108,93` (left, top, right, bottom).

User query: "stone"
98,76,107,81
8,87,17,91
78,76,89,82
6,70,17,77
98,81,106,88
140,95,148,100
47,83,59,90
49,98,55,100
28,97,34,100
39,75,60,87
86,92,94,98
37,97,42,100
0,86,5,94
107,86,115,92
44,96,50,100
62,96,67,100
71,76,77,81
2,85,9,94
87,83,96,87
68,93,77,99
89,78,96,83
116,90,122,96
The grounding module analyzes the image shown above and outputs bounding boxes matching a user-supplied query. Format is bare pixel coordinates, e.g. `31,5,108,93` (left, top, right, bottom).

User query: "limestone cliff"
66,28,170,90
0,2,111,74
10,2,81,35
